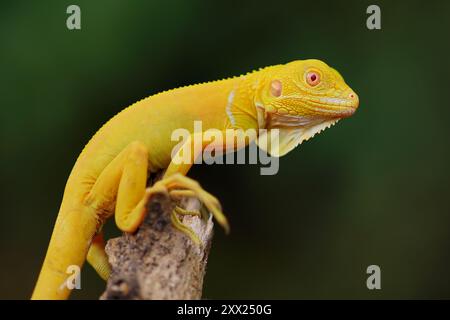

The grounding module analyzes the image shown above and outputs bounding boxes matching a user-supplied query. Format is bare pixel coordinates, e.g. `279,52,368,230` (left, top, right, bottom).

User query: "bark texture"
100,190,214,300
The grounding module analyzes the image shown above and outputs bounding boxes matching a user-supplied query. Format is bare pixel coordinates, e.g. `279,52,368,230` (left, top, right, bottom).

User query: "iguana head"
255,59,359,156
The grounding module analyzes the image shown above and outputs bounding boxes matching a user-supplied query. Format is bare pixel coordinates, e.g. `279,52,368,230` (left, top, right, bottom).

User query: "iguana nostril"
348,92,359,109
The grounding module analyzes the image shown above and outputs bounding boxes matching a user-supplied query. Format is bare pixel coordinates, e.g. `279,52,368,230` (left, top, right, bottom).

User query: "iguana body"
32,59,358,299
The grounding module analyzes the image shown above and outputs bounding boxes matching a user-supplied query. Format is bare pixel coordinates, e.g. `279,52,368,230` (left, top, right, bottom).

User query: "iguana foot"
173,205,201,217
146,173,229,244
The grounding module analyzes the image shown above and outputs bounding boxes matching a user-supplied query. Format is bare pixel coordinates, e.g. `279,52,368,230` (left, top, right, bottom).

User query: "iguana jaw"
287,117,340,143
255,106,347,157
268,112,341,143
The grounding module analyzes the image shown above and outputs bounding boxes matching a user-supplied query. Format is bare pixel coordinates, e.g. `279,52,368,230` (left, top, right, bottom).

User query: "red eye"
306,71,320,86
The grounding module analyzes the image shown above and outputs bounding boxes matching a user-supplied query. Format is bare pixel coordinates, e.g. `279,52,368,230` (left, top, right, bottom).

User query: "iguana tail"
31,205,98,300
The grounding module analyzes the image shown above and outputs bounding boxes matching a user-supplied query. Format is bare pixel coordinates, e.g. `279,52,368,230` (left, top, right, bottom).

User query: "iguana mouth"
307,97,358,118
313,92,359,115
271,93,359,119
315,97,356,108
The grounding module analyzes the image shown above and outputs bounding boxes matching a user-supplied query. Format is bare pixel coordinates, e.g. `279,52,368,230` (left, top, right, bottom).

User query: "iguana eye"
306,71,320,87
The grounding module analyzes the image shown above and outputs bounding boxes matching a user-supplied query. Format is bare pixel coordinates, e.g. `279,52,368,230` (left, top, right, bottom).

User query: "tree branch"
100,184,214,300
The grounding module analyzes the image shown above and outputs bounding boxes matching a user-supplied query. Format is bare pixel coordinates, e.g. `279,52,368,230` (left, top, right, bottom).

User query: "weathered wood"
100,191,214,300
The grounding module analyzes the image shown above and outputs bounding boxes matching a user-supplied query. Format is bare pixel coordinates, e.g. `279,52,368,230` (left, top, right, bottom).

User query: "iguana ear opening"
270,80,282,97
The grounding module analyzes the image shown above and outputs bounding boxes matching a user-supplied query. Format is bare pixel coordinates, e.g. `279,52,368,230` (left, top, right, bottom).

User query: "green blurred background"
1,0,450,299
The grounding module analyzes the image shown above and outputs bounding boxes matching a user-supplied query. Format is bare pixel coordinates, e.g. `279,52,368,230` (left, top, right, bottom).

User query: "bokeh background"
1,0,450,299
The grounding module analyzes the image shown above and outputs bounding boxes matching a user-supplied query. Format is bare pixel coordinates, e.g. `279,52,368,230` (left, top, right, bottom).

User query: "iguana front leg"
161,128,257,239
85,134,232,278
